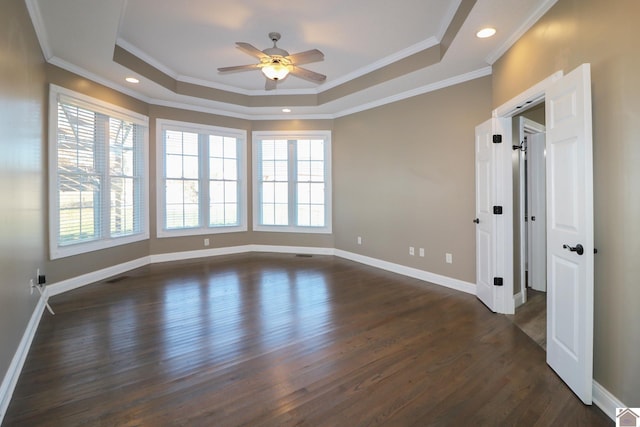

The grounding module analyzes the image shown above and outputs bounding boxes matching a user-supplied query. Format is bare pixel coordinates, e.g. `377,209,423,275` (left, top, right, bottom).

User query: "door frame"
516,117,546,308
491,70,564,314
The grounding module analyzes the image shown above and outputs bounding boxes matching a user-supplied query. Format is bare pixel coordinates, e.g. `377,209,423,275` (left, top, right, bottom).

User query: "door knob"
563,243,584,255
473,218,480,224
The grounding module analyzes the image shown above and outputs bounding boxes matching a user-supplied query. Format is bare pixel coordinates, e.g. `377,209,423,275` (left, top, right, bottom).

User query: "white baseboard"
48,246,474,299
334,249,476,295
149,245,249,264
250,244,334,256
514,291,525,308
47,256,150,297
593,380,627,421
0,289,49,422
149,244,334,265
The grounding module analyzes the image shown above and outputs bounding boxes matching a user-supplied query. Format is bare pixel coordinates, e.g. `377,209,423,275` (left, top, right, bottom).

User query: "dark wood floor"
507,288,547,349
3,254,611,426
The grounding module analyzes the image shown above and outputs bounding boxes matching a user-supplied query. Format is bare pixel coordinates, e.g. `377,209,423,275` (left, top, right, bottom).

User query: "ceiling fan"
217,32,326,90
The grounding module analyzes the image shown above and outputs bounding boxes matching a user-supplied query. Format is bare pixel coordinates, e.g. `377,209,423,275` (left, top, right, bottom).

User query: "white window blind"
157,120,247,237
253,131,332,233
50,85,149,259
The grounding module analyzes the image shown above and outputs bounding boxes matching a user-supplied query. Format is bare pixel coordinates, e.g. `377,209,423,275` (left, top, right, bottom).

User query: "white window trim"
48,84,149,260
252,130,332,234
156,119,247,238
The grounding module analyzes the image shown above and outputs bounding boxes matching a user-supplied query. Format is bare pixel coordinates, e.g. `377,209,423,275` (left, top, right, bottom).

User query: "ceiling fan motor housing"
264,32,289,57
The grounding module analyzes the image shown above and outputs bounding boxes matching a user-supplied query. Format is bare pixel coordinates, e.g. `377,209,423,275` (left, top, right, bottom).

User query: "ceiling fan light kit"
260,59,291,81
218,32,326,90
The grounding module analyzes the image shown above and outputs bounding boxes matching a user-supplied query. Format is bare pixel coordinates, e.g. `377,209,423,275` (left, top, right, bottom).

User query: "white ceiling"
27,0,557,119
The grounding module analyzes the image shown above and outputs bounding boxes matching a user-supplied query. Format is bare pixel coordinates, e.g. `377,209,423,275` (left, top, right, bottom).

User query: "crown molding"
31,0,492,121
485,0,559,64
48,54,492,122
116,38,179,79
48,56,152,104
118,35,441,98
25,0,52,60
321,36,439,91
334,66,492,118
177,74,321,97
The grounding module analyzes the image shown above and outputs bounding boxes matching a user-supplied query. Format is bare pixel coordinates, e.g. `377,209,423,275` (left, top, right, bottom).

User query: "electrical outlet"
409,247,415,256
446,253,453,264
419,248,425,257
204,238,210,247
357,236,362,245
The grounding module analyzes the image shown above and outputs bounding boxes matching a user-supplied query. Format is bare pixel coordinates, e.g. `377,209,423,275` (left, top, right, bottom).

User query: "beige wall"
0,0,46,380
333,76,492,283
493,0,640,406
42,67,490,286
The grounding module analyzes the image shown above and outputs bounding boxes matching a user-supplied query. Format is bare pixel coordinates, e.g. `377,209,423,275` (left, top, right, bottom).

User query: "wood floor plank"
2,254,611,426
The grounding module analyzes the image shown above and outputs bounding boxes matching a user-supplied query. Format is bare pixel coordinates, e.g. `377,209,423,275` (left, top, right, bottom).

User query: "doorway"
509,107,547,349
474,64,595,404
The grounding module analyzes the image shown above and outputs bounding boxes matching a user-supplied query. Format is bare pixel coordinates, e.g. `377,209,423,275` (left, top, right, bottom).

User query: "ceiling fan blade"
265,78,277,91
290,66,326,82
285,49,324,65
236,42,269,59
217,64,260,73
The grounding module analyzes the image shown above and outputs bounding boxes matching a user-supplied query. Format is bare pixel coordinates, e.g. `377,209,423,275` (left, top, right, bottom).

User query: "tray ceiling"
27,0,557,119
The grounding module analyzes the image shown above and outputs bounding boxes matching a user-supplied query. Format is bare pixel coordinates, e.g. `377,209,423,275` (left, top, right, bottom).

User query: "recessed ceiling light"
282,108,291,113
125,77,140,84
476,27,496,38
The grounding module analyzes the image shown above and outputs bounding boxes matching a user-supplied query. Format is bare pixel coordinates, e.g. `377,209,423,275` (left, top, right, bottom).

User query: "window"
157,120,246,237
49,85,149,259
253,131,332,233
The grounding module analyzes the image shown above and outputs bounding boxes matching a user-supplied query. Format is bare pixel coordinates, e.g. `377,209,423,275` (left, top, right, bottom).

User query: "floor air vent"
106,275,129,283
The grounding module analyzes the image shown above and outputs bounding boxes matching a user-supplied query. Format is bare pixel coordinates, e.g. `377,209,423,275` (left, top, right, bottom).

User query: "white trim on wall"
0,290,49,422
49,246,473,299
593,381,627,422
47,257,150,297
334,250,476,295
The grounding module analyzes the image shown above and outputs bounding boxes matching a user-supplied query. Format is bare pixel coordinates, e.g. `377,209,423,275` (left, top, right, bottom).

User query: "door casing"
489,70,564,314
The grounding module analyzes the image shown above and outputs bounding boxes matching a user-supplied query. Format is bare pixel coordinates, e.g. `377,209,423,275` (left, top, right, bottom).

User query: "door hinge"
493,277,503,286
493,206,503,215
492,134,502,144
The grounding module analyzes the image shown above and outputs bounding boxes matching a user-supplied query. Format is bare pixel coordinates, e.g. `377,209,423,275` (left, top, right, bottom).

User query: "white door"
475,120,495,311
545,64,594,404
527,132,547,292
475,118,512,313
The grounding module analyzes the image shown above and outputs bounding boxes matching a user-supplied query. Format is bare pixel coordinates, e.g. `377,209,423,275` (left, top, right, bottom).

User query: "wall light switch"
419,248,425,257
409,247,415,256
357,236,362,245
446,253,453,264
